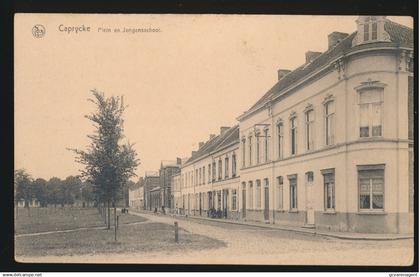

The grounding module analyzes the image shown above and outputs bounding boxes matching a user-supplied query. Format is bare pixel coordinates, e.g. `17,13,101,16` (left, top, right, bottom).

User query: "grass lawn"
15,207,226,257
15,207,145,235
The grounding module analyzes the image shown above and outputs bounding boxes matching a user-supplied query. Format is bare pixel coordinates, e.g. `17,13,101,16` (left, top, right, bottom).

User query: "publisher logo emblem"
32,24,46,38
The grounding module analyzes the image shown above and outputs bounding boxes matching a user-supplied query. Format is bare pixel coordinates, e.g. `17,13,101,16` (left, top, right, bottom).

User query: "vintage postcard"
14,13,414,265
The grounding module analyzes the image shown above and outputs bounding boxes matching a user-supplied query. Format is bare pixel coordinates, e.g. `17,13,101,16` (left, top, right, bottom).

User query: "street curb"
131,209,413,241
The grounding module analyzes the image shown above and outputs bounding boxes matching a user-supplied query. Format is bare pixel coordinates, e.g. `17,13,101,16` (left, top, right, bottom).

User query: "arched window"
277,120,284,159
324,98,335,146
290,114,298,155
305,107,315,151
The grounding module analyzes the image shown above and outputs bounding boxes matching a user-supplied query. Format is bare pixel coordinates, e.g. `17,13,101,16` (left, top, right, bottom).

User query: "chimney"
220,126,230,136
305,51,322,63
176,157,182,165
277,69,291,81
191,151,197,157
198,142,204,149
209,134,216,140
328,32,349,49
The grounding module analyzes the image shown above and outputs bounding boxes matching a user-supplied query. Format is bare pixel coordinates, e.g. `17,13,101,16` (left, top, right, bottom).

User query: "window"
232,154,237,177
290,116,297,155
363,23,369,41
372,22,377,40
264,128,269,162
199,168,201,185
212,161,216,181
289,175,297,210
196,169,198,185
208,164,211,183
225,157,229,178
322,169,335,210
202,166,205,184
242,138,246,167
409,76,414,139
305,109,315,151
363,17,378,42
248,136,253,166
359,88,383,137
306,171,314,183
256,132,260,164
325,100,335,145
358,165,384,211
231,189,237,210
277,122,284,159
218,159,222,180
256,180,261,208
248,181,254,209
276,176,283,210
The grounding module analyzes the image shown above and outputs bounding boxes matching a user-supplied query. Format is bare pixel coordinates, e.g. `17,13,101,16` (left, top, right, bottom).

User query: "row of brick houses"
130,16,414,234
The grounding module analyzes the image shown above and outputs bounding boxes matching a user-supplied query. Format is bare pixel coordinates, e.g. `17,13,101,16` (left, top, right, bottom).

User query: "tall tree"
47,177,62,208
14,169,33,217
70,90,139,229
32,178,48,207
81,181,95,207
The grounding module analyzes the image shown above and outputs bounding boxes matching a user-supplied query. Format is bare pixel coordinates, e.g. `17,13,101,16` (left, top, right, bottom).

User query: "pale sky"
14,14,413,180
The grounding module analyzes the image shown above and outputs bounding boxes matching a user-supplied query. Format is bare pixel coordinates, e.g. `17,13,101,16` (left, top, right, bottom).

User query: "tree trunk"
107,200,111,230
15,201,18,219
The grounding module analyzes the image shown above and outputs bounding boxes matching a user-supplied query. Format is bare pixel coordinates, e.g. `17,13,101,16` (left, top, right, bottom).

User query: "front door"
199,193,202,216
242,189,246,218
223,189,228,218
306,183,315,225
264,186,269,221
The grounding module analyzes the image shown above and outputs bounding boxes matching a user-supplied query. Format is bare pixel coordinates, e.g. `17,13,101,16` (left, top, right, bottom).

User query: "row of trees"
14,168,133,210
14,169,95,208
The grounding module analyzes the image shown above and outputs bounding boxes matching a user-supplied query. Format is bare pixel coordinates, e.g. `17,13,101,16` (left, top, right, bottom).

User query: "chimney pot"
191,151,197,157
305,51,322,63
328,32,349,49
220,126,230,136
277,69,291,81
209,134,216,140
176,157,182,165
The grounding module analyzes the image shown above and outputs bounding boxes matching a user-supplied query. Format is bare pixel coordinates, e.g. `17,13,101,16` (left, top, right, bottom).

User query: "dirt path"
18,211,414,265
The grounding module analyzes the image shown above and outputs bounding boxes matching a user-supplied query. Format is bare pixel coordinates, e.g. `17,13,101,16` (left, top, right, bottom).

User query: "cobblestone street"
22,211,414,265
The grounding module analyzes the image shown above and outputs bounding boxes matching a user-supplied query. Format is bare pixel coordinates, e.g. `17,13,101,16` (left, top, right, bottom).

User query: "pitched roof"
160,160,180,168
384,19,414,48
244,20,413,117
184,125,239,165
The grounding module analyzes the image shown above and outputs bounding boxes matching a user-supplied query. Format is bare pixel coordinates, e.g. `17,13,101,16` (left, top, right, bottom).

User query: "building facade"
142,171,160,211
236,16,413,234
179,125,240,219
159,159,182,212
171,172,182,213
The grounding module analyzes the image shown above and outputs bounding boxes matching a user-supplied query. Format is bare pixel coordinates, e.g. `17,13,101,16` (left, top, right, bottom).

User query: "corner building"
237,16,413,233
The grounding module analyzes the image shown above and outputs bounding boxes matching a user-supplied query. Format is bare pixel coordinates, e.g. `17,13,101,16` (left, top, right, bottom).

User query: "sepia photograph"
14,13,414,266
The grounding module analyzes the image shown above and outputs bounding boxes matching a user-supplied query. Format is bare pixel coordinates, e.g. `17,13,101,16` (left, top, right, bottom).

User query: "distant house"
142,171,160,211
17,199,40,208
159,158,182,212
150,186,162,211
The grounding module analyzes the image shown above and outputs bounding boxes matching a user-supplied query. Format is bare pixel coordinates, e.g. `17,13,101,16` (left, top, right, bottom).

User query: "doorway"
306,173,315,225
264,185,269,222
242,188,246,218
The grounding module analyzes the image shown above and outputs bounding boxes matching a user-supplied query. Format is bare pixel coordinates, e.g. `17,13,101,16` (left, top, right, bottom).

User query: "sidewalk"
130,208,413,241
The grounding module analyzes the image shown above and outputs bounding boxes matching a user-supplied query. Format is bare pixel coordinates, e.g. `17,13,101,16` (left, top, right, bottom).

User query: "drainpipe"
271,103,276,224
